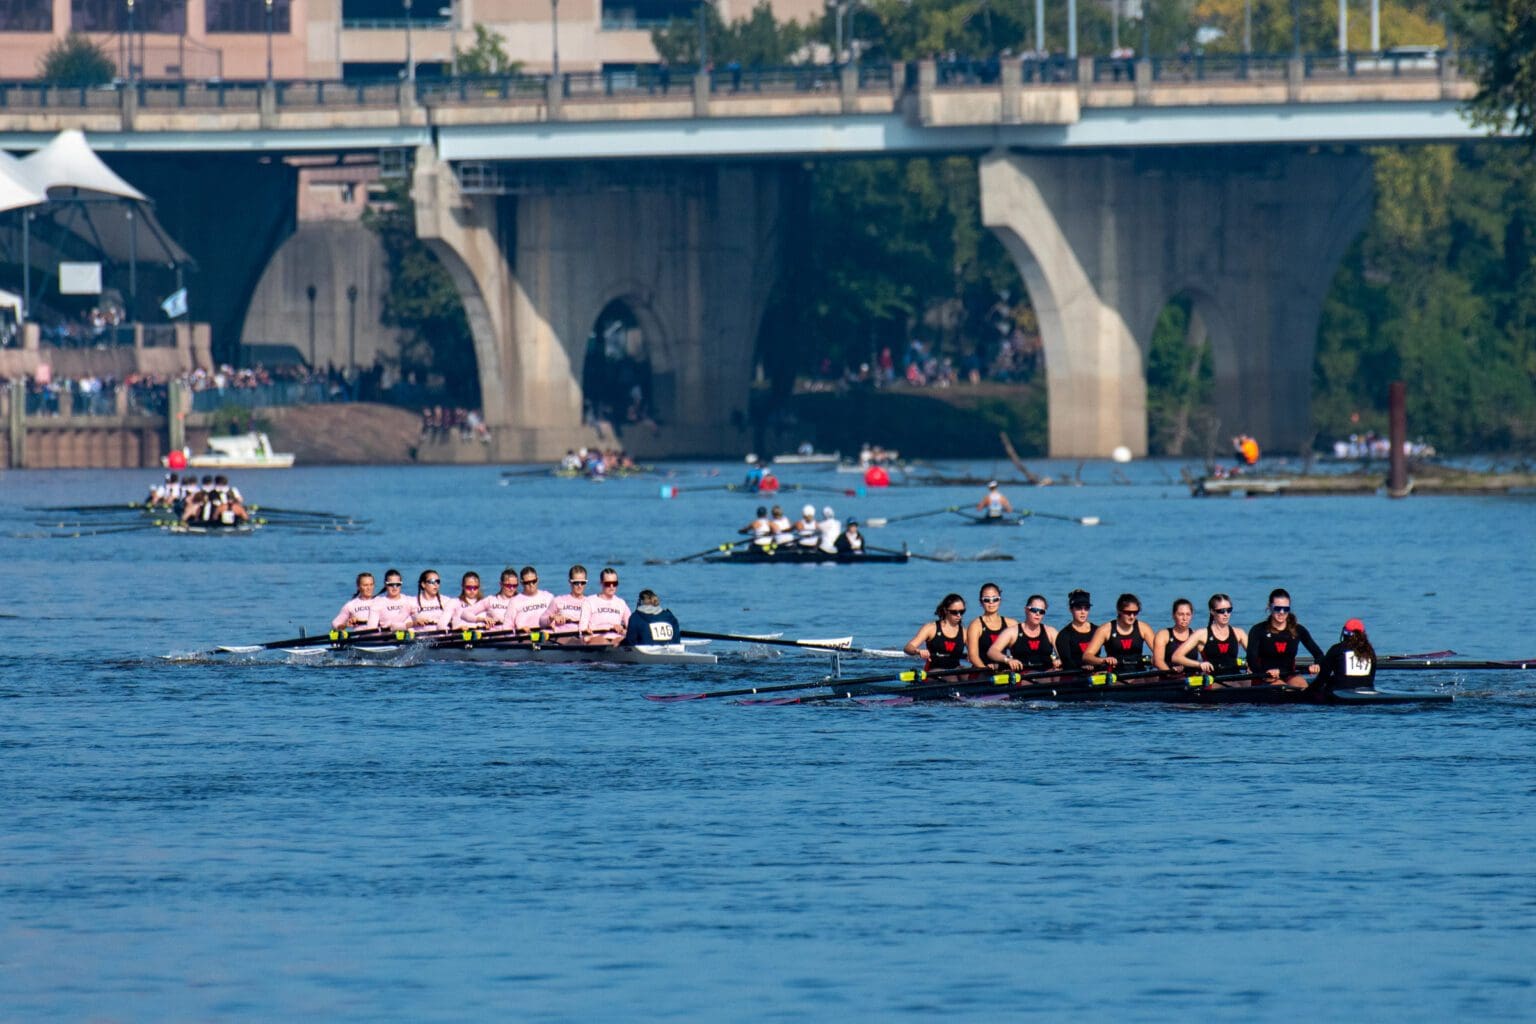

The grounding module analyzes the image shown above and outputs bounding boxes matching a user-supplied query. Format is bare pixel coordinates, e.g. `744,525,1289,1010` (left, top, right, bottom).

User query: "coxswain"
834,519,865,554
506,565,554,633
1152,598,1196,671
579,567,631,645
1171,593,1249,677
988,594,1061,673
1247,588,1323,688
1055,589,1096,670
371,569,415,631
539,564,590,634
1311,618,1376,694
449,572,484,627
1082,594,1156,674
768,505,794,546
965,582,1017,669
408,569,460,632
817,506,842,553
903,593,970,672
462,568,521,631
794,505,820,548
740,506,773,549
331,572,379,631
622,589,681,646
977,480,1014,519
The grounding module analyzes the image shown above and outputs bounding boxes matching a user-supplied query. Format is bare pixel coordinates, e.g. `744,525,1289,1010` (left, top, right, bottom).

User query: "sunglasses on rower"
945,605,965,615
1271,604,1292,614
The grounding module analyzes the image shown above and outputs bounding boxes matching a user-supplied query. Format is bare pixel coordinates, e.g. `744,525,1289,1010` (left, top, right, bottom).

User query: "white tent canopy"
0,149,47,215
17,129,147,201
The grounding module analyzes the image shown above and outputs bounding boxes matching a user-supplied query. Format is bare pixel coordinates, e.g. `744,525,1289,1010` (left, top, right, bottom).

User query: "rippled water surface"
2,462,1534,1020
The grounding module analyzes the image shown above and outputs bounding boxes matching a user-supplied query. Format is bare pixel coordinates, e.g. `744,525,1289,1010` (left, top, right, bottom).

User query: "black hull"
704,549,909,565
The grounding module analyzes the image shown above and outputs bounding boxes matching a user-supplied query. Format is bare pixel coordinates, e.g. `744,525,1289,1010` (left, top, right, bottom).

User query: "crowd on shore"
807,332,1043,393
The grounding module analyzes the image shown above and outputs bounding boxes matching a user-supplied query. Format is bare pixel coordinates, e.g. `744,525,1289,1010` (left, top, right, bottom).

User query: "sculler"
1082,593,1156,673
1171,593,1249,676
507,565,554,632
1311,618,1376,694
1152,598,1195,671
965,582,1016,669
1247,588,1323,688
623,589,681,646
539,565,590,633
768,505,794,546
977,480,1014,520
462,568,520,631
903,593,970,671
988,594,1061,672
450,572,483,626
817,506,842,553
331,572,378,631
371,569,415,631
740,506,773,549
1055,589,1096,670
794,505,820,548
408,569,460,632
579,568,631,645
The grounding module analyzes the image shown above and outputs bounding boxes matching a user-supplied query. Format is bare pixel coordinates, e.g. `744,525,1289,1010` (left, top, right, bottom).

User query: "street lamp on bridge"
404,0,417,82
124,0,136,82
551,0,561,80
264,0,274,84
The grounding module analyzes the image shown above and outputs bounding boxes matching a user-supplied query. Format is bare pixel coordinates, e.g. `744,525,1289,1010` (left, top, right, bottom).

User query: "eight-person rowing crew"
331,566,681,647
146,472,250,525
904,585,1377,691
739,504,865,554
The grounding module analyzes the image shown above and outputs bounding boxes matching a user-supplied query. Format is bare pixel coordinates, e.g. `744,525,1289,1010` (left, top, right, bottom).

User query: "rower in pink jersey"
579,567,631,645
331,572,379,630
505,565,555,633
407,568,461,632
460,568,520,631
370,569,416,631
448,572,483,628
539,564,590,637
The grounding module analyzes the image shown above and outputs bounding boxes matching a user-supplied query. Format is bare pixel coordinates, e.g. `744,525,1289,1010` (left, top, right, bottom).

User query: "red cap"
1342,618,1366,635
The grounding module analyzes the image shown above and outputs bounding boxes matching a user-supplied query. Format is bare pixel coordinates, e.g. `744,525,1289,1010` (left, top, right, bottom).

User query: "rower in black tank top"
1201,625,1243,673
1104,621,1148,671
1057,623,1095,670
1010,625,1056,670
925,623,966,670
1161,631,1191,671
976,617,1010,667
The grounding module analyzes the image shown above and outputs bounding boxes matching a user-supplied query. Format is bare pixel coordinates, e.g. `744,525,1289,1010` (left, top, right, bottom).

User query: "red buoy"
167,449,188,470
864,465,889,487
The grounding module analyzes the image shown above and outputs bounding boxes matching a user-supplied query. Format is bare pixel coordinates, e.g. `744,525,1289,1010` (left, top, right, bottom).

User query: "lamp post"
404,0,416,82
305,284,317,369
125,0,135,82
264,0,274,84
346,284,358,393
551,0,560,79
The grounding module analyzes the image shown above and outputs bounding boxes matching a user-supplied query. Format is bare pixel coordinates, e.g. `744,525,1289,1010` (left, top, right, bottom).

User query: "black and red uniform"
1010,625,1057,670
973,616,1011,668
1247,620,1324,677
1200,625,1245,673
1100,621,1148,672
925,623,966,671
1056,622,1095,670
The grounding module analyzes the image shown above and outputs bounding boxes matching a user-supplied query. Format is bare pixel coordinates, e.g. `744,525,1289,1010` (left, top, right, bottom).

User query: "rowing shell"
704,547,909,565
262,639,718,665
883,684,1452,707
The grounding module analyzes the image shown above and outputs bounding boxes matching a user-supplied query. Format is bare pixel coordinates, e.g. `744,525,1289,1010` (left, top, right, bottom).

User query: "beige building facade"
0,0,824,81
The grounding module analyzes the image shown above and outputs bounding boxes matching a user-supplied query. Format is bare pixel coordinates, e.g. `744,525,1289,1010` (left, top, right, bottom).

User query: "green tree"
652,1,811,66
1145,297,1215,456
454,24,520,76
38,34,116,87
1466,0,1536,139
362,179,481,407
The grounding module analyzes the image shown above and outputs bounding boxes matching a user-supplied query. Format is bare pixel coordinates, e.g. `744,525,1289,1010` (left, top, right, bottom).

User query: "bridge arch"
582,292,675,433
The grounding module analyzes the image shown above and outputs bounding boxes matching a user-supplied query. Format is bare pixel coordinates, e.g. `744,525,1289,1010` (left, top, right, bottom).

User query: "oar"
1377,657,1534,671
864,506,960,528
46,523,167,538
214,627,411,654
645,537,754,565
864,544,1015,563
1382,649,1457,661
749,666,1103,705
1017,509,1102,526
28,502,153,513
423,627,581,649
246,505,354,518
647,664,981,703
676,629,898,657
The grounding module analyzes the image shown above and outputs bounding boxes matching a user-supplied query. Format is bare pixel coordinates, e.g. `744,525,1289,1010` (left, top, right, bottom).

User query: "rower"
331,572,379,631
462,568,520,631
1247,588,1323,688
579,567,631,645
450,572,484,627
966,582,1017,670
1172,593,1249,677
622,589,680,646
834,519,865,555
988,594,1061,673
1082,593,1156,674
768,505,793,546
507,565,554,633
740,506,773,549
539,564,590,634
1055,589,1096,670
371,569,415,631
794,505,820,548
408,569,459,632
147,473,174,508
903,593,970,672
977,480,1013,520
758,467,781,493
1311,618,1376,694
1152,598,1195,671
817,506,842,553
743,454,764,490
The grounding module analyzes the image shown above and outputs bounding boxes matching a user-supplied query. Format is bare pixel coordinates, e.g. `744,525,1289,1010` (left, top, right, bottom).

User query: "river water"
2,461,1533,1020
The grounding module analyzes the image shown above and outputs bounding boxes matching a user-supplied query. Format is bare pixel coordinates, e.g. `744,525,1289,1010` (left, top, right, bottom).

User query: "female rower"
1082,593,1157,673
768,506,794,546
507,565,554,633
1152,598,1196,671
331,572,378,631
1055,589,1096,670
579,567,632,645
965,582,1016,669
1247,588,1323,688
540,565,590,634
1312,618,1376,694
903,593,970,672
449,572,482,627
371,568,415,631
408,569,460,632
987,594,1061,674
462,568,520,631
1172,593,1249,677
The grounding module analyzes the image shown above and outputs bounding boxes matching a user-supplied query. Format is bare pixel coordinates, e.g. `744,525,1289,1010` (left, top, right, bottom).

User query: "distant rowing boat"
704,546,910,565
232,638,718,665
762,681,1453,707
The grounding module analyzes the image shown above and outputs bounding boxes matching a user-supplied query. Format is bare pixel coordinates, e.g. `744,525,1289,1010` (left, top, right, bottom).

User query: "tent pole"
21,212,30,318
128,207,138,319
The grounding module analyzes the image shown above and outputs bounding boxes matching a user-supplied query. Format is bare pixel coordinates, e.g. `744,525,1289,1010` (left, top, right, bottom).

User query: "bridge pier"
414,150,784,460
980,148,1373,456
